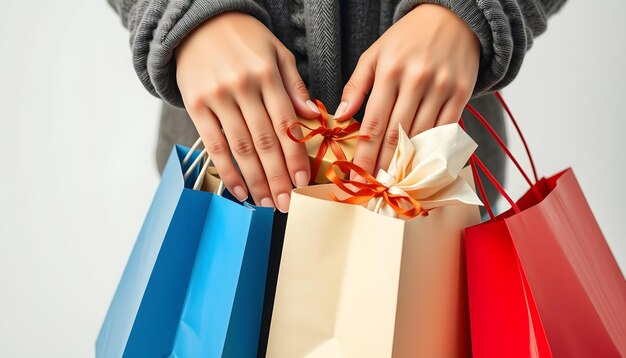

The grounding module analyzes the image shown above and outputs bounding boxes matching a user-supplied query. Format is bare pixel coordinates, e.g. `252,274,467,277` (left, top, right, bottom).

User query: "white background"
0,1,624,357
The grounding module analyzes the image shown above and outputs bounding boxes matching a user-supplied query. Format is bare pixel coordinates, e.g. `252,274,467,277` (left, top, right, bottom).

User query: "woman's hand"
176,11,320,212
336,4,480,179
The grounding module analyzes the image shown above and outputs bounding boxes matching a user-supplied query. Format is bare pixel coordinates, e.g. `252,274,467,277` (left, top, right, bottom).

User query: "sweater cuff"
393,0,519,96
132,0,272,107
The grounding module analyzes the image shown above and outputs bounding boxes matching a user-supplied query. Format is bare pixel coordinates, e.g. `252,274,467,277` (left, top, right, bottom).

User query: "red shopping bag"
465,219,552,358
463,94,626,358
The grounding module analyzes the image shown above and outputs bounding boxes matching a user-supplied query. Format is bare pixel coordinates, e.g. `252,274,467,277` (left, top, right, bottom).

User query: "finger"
275,47,319,119
375,71,429,174
189,106,249,202
238,90,297,214
435,84,472,126
335,51,376,120
261,69,312,189
350,74,398,180
209,96,275,209
410,74,453,137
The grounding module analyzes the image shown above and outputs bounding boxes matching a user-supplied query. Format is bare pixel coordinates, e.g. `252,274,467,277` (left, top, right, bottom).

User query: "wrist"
175,11,258,61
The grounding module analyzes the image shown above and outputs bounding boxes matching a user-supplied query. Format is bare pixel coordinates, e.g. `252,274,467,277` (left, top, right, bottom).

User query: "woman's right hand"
175,11,319,213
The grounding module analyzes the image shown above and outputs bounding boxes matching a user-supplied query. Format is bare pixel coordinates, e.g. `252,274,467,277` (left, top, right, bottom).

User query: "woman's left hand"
335,4,480,179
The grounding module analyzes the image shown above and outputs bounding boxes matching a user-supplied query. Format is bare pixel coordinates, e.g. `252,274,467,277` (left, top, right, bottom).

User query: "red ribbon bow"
325,161,427,219
286,99,369,183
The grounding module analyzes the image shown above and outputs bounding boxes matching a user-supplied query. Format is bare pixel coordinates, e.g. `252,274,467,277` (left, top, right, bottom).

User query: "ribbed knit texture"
393,0,565,93
107,0,566,110
108,0,272,107
289,0,309,87
109,0,566,205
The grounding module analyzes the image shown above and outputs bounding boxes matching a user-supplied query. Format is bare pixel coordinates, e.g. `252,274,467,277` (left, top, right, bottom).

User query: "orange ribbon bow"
286,99,369,184
325,161,427,219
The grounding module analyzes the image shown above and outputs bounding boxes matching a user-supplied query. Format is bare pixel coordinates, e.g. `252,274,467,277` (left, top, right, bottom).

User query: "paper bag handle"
182,137,225,195
464,98,539,192
470,152,521,215
493,92,539,183
182,137,204,166
461,92,541,218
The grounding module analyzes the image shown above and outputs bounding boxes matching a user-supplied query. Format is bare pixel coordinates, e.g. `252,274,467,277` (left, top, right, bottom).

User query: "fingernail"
276,193,291,213
233,186,248,202
295,170,309,188
260,197,275,208
306,100,320,114
333,101,348,119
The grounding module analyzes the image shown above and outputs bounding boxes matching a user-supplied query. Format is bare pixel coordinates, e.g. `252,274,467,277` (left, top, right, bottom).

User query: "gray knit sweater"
109,0,565,111
108,0,565,204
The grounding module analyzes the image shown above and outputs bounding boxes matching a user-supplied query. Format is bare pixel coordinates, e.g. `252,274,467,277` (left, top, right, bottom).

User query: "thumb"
334,52,376,120
276,48,319,119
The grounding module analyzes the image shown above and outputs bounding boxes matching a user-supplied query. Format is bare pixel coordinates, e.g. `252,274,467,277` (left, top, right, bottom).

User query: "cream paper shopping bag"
266,176,479,357
266,124,481,357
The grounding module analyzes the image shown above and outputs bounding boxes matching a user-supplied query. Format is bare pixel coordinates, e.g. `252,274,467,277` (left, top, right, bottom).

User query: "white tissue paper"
367,123,483,218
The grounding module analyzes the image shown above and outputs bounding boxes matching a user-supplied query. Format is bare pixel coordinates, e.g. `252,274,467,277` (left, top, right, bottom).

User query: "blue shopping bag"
96,144,274,357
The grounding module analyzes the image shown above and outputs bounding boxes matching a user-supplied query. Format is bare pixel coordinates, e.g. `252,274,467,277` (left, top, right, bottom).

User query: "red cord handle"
461,92,541,218
459,119,521,218
495,92,539,183
464,104,536,190
471,153,521,215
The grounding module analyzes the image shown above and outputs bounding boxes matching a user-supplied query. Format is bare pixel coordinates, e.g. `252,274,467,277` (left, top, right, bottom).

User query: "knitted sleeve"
106,0,272,107
393,0,567,96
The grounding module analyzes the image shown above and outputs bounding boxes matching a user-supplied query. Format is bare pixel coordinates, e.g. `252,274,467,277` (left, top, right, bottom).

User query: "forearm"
393,0,567,95
106,0,272,107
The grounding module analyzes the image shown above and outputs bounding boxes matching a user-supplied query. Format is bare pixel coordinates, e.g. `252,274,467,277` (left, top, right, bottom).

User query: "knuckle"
454,81,472,97
254,132,279,152
220,70,251,92
252,62,276,82
215,165,238,182
408,66,432,86
356,51,372,67
206,140,230,156
246,178,268,193
233,138,255,157
362,118,386,138
357,51,370,64
284,149,304,162
283,50,297,64
384,127,400,149
354,155,376,170
274,114,297,133
230,74,250,91
266,172,289,187
435,73,451,92
379,61,402,81
419,61,433,78
342,80,361,96
205,83,227,99
291,78,308,95
187,95,206,112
